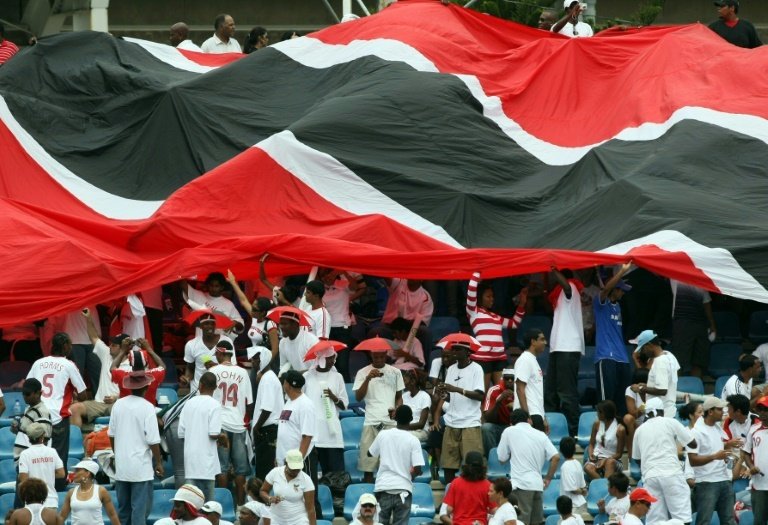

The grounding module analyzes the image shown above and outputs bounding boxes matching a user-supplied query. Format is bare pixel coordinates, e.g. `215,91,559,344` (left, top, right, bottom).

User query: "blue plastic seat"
542,478,560,516
0,428,16,460
713,311,742,343
0,391,28,428
540,454,563,480
677,376,705,395
429,317,461,345
587,478,609,516
212,487,236,522
516,315,553,347
413,449,432,484
740,510,755,525
409,518,434,525
0,493,14,520
317,521,334,525
317,483,335,521
69,426,84,459
160,357,179,389
95,416,111,425
545,412,568,446
341,417,365,450
348,352,370,383
344,483,375,520
0,459,15,495
147,488,176,524
344,448,364,483
545,515,560,525
411,482,435,518
487,447,508,479
629,459,641,481
340,382,365,418
594,513,609,525
709,344,743,378
733,477,749,494
156,387,179,405
577,411,597,448
714,375,730,398
749,311,768,345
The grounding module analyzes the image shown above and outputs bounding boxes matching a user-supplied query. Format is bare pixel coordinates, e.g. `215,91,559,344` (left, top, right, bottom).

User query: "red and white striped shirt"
466,272,525,362
0,40,19,65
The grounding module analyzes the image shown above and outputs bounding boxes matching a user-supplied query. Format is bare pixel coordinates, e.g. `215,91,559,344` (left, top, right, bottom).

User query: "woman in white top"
585,400,625,480
401,370,431,442
260,450,317,525
59,460,120,525
487,477,518,525
10,478,59,525
623,367,648,459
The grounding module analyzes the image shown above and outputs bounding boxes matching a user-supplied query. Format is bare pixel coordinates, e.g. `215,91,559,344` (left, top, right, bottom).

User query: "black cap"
110,333,131,345
281,369,305,389
713,0,738,7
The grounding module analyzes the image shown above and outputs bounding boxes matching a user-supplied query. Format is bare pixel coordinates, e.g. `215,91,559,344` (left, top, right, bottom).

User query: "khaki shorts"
441,426,482,469
83,400,113,422
358,422,394,472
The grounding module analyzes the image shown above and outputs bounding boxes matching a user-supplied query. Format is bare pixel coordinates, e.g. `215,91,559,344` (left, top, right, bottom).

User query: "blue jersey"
593,295,628,363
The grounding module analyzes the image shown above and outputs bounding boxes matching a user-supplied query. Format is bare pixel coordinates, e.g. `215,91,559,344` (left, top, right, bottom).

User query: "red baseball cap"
630,488,658,504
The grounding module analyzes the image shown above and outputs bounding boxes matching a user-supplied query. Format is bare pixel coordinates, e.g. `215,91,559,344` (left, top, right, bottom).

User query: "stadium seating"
410,482,436,518
677,376,705,395
0,459,15,495
749,311,768,344
160,357,179,389
147,488,176,524
740,510,755,525
733,478,749,494
341,417,364,451
344,483,375,520
318,483,335,521
0,428,15,461
429,317,460,345
576,411,597,448
348,351,370,382
542,478,560,516
586,478,609,516
344,448,364,483
540,454,563,480
69,426,84,459
714,375,729,398
409,519,434,525
487,448,507,479
317,521,333,525
413,449,432,484
709,343,743,378
156,387,178,405
0,493,14,519
713,311,742,343
545,412,569,446
545,515,560,525
629,459,641,481
0,391,27,427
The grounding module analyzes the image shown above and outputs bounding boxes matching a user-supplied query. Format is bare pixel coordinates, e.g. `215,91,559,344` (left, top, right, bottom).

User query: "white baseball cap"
201,501,223,515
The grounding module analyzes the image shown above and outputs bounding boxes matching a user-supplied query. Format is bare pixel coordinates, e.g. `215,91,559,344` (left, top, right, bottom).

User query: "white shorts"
644,475,692,525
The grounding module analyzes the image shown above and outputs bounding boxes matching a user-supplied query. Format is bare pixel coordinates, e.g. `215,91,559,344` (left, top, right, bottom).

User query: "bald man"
169,22,202,51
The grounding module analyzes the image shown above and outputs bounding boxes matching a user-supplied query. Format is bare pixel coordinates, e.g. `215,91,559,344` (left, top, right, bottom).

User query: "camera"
579,2,588,9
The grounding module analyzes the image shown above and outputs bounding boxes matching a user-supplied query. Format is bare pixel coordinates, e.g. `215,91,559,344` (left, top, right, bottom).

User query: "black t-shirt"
708,19,762,49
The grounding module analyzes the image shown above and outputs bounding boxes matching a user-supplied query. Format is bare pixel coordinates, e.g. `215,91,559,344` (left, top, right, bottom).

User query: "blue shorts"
217,430,251,477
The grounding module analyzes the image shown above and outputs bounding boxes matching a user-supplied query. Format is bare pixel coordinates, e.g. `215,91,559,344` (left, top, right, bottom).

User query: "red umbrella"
184,308,234,330
353,336,400,353
303,340,347,362
266,306,312,327
438,333,481,352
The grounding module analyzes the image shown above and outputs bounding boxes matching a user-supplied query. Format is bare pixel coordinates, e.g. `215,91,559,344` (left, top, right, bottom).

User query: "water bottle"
12,400,21,417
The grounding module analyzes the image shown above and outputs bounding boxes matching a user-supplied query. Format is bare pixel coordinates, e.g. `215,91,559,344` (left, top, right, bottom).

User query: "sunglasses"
361,504,376,508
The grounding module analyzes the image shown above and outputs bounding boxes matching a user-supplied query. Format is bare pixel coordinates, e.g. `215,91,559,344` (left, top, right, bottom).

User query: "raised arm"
550,266,571,299
259,254,278,293
599,262,632,301
136,338,165,370
82,308,101,346
551,3,582,34
227,269,254,316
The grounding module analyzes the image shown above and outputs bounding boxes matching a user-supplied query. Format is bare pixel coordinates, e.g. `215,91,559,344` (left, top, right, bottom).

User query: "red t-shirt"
484,381,514,425
111,366,166,405
443,477,492,525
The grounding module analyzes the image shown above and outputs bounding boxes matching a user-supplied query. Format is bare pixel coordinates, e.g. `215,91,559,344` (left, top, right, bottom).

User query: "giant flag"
1,0,767,326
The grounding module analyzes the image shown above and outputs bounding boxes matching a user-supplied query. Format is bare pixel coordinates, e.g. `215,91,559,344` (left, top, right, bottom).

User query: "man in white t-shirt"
497,409,560,525
720,354,762,403
545,267,584,435
108,370,164,525
354,349,404,483
320,269,366,381
303,347,347,475
26,332,87,473
277,370,317,470
179,371,224,501
209,344,252,505
368,405,424,525
182,313,234,391
631,398,696,525
156,484,212,525
435,342,484,483
630,330,679,417
251,346,283,480
299,280,332,339
622,488,658,525
515,329,548,432
185,273,244,335
689,397,736,525
279,310,320,373
17,422,65,508
551,0,594,37
169,22,202,52
201,14,241,53
743,396,768,525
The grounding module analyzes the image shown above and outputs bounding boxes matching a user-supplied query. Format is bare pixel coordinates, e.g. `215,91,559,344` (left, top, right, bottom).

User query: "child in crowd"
559,437,588,518
597,472,630,523
244,477,271,525
556,495,585,525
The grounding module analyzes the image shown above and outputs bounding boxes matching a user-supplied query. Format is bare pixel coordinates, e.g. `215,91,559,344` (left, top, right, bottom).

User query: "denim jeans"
186,478,215,501
695,481,735,525
115,480,154,525
376,491,412,525
481,422,505,456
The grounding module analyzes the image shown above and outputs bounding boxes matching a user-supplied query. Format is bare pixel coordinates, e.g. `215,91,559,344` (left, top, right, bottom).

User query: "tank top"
24,503,45,525
594,419,619,459
70,483,104,524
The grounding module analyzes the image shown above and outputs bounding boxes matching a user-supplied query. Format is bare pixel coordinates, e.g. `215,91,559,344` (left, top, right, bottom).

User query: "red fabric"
725,19,739,28
0,39,19,65
483,381,513,424
443,477,492,525
177,48,242,66
111,366,166,405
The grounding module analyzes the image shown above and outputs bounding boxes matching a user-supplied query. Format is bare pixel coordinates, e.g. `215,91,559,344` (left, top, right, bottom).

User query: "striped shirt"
466,272,525,362
0,40,19,66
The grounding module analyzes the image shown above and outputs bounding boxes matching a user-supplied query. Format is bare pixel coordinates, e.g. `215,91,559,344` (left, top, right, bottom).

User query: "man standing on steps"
201,14,242,53
182,313,233,392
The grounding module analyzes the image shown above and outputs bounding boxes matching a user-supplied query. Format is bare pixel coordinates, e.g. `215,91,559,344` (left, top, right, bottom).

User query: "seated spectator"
481,368,515,454
596,472,630,523
201,500,234,525
551,1,593,38
0,23,19,66
169,22,201,51
238,500,270,525
721,354,762,404
243,477,271,524
443,451,492,525
680,400,703,430
559,437,588,518
401,370,430,442
351,493,382,525
11,478,59,525
201,14,241,53
709,0,762,49
724,393,758,441
584,400,625,480
623,367,648,455
622,488,657,525
556,496,585,525
243,27,269,53
388,317,425,371
379,278,434,353
487,477,518,525
154,484,210,525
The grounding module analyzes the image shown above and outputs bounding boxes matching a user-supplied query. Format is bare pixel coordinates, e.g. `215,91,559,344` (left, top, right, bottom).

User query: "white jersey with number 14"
210,363,253,433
